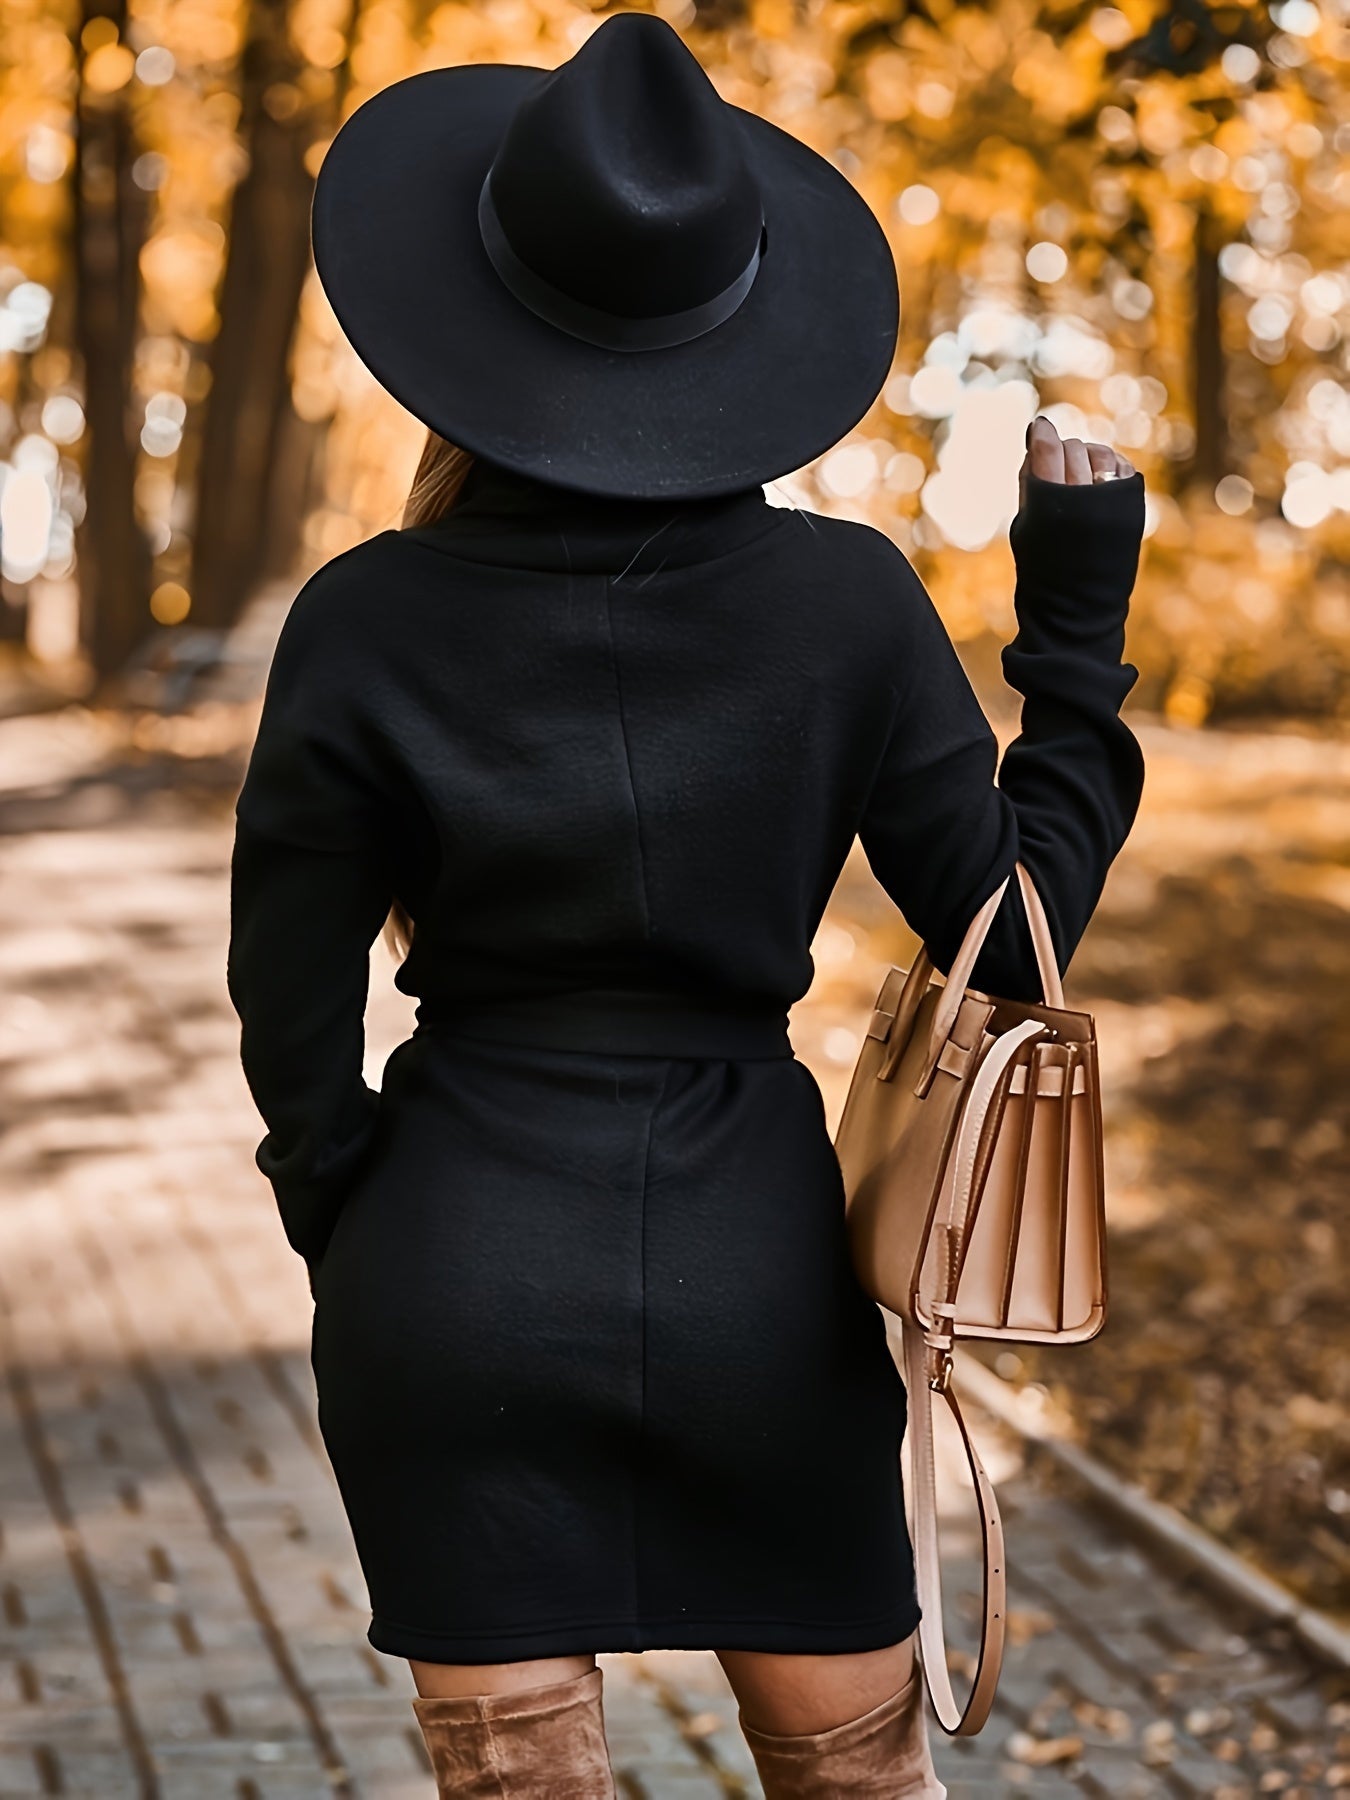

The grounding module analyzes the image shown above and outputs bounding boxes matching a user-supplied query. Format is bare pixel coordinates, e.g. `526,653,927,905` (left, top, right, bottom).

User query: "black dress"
227,456,1145,1663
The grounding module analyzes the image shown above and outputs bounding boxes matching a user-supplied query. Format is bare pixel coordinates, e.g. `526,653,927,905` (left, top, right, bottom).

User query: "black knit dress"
227,456,1145,1663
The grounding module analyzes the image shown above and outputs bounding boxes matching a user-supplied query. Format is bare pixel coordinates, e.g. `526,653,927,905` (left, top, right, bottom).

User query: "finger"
1062,437,1093,485
1114,451,1135,479
1086,442,1116,480
1028,417,1065,483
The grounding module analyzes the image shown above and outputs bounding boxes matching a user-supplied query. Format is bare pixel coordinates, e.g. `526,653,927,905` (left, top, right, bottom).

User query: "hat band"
477,172,764,354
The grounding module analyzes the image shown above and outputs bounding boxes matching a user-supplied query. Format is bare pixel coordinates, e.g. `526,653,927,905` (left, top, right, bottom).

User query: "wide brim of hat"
312,62,899,501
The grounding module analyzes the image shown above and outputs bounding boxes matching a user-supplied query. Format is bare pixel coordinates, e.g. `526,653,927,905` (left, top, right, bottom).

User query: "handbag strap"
902,1014,1045,1734
901,1319,1006,1735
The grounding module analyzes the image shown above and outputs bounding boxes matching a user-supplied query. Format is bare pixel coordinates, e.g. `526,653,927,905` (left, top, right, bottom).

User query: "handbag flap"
837,978,994,1324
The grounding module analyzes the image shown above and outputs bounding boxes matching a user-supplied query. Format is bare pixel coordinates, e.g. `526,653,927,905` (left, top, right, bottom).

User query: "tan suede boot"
739,1669,948,1798
411,1666,616,1798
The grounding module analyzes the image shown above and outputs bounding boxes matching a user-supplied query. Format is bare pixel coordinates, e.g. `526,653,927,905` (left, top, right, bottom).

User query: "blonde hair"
382,430,477,959
401,430,476,529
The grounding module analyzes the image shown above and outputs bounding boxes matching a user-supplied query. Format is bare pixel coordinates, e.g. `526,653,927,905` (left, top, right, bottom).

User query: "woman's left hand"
1009,413,1145,604
1020,415,1134,491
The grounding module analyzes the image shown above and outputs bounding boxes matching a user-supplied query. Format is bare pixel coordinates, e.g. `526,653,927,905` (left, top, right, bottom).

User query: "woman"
227,13,1145,1796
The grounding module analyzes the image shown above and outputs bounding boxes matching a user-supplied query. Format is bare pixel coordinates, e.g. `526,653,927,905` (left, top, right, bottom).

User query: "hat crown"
485,12,764,320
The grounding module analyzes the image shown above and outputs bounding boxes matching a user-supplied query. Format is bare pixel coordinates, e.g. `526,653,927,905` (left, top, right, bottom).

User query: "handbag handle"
1015,862,1064,1011
917,862,1064,1089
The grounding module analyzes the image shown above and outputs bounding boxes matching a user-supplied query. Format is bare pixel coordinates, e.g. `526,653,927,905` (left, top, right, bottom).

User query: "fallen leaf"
1006,1606,1057,1646
1184,1707,1233,1737
1006,1731,1084,1766
682,1711,721,1740
1073,1699,1133,1741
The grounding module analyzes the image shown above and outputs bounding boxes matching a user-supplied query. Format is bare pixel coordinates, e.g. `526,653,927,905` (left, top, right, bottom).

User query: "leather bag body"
833,862,1108,1735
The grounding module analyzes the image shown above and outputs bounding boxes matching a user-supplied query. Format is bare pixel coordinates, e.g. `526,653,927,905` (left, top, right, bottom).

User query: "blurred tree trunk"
73,0,152,680
259,401,320,579
1189,203,1228,492
190,0,316,629
260,1,363,583
0,585,28,644
2,352,43,644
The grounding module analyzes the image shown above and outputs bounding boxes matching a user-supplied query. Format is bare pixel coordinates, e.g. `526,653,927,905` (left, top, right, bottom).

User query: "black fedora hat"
312,10,899,500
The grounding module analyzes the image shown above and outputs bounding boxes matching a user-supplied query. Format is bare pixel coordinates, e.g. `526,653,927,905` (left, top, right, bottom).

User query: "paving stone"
938,1783,1014,1800
1166,1747,1255,1796
0,1749,48,1797
1262,1685,1333,1737
1074,1748,1171,1796
630,1770,726,1799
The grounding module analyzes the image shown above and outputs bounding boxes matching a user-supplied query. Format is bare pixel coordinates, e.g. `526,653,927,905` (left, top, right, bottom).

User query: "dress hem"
367,1602,923,1663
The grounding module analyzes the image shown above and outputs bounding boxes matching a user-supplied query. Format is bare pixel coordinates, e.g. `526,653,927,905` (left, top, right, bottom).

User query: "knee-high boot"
738,1668,947,1798
411,1666,616,1798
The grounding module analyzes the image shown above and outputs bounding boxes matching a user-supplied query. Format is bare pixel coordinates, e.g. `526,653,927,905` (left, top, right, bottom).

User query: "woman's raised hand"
1010,411,1145,575
1021,415,1134,487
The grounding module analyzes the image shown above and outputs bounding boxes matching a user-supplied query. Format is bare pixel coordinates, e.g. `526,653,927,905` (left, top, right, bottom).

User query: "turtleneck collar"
407,453,783,577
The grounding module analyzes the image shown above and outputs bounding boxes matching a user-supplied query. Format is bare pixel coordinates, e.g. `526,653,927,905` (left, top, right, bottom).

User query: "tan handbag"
833,861,1107,1735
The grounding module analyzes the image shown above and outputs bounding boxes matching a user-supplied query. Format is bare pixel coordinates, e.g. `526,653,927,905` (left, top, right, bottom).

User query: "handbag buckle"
923,1309,955,1394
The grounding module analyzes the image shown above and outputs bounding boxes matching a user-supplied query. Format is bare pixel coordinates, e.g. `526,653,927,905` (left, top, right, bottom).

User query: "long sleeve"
226,553,396,1275
228,830,391,1274
857,471,1146,1002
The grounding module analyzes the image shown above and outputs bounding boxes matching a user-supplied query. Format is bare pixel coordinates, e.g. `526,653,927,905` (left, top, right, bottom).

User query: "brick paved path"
0,706,1346,1798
